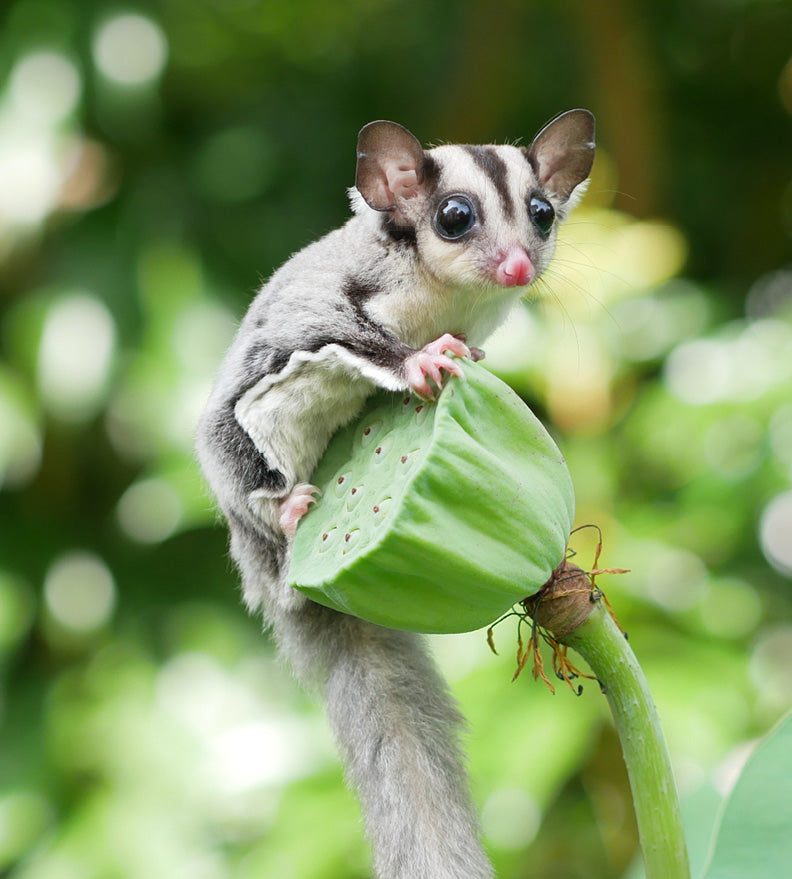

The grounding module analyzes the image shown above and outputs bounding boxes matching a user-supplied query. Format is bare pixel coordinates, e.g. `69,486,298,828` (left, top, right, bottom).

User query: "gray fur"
196,110,594,878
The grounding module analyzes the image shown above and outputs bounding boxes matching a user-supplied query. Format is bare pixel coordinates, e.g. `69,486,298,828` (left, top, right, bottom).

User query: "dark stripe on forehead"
462,145,515,220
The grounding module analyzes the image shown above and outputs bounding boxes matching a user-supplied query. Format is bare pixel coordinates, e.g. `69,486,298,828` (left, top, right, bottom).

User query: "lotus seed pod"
288,360,574,633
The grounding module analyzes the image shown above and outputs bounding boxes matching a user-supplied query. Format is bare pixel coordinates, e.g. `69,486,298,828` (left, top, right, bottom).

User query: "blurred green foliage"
0,0,791,876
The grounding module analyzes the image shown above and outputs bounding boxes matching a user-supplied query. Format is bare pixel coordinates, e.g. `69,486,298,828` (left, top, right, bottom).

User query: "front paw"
404,333,470,399
279,483,321,538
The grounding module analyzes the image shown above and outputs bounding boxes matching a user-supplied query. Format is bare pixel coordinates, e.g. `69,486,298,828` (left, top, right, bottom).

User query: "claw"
431,333,471,360
425,359,442,386
436,354,465,378
404,333,470,399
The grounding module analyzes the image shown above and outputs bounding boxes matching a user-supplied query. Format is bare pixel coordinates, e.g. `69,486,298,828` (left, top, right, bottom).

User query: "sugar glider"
197,110,595,879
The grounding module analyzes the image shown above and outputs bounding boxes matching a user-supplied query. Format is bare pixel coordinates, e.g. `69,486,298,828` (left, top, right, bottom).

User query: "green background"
0,0,791,876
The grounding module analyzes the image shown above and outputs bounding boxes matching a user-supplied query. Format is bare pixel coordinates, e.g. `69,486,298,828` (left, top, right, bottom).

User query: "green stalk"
522,564,690,879
564,599,690,879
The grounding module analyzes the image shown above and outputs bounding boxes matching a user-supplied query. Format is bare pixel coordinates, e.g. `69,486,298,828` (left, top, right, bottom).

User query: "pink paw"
404,333,470,399
279,483,321,538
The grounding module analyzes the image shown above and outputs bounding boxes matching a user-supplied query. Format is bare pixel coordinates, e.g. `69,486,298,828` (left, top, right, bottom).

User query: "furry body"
197,113,595,878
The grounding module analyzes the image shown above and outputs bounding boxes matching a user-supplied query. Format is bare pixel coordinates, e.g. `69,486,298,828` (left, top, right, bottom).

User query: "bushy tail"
274,599,494,879
223,510,492,875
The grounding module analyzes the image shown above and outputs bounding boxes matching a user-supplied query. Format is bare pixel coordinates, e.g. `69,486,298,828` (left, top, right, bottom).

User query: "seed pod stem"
524,566,691,879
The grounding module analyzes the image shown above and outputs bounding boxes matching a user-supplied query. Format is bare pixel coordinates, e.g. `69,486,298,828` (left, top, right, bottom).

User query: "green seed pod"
288,360,574,634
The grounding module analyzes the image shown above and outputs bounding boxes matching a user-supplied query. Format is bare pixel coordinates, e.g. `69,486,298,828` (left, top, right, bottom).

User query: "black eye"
529,195,555,237
434,195,476,240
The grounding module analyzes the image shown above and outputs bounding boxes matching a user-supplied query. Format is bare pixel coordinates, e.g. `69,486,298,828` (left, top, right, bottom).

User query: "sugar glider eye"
434,195,476,240
529,195,555,237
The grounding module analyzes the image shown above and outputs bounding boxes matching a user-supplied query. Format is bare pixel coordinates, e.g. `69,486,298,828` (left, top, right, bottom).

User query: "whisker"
539,265,621,334
531,275,582,366
551,253,632,292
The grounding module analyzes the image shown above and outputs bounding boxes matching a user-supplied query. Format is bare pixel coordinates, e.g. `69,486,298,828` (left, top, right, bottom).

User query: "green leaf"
701,711,792,879
288,360,574,633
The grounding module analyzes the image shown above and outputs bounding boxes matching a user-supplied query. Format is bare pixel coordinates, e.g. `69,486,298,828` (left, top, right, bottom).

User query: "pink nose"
495,247,534,287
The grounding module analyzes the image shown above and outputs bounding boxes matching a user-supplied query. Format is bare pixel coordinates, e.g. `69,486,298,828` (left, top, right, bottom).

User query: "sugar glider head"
354,110,595,290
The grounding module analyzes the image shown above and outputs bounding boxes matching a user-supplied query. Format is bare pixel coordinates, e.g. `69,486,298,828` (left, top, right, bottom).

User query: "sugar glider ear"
526,109,595,201
355,121,426,212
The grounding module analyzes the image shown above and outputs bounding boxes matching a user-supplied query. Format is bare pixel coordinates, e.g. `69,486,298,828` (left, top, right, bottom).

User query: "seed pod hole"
345,485,365,512
400,450,420,473
317,527,338,553
341,529,361,555
414,402,430,425
372,497,392,524
360,419,382,448
371,436,392,463
333,472,354,498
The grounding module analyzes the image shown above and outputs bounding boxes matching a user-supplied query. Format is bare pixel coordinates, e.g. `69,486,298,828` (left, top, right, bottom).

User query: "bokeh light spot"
0,137,62,226
0,369,42,489
37,293,116,422
702,414,762,480
665,338,733,405
665,319,792,406
644,545,708,611
9,50,81,123
93,14,168,86
172,303,237,373
769,404,792,470
117,478,183,544
155,653,330,792
44,552,116,633
698,578,762,640
750,625,792,711
614,281,710,363
611,220,688,289
759,491,792,577
481,787,540,850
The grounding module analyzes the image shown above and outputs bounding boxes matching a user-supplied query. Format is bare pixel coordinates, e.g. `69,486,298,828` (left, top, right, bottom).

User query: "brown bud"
522,560,595,641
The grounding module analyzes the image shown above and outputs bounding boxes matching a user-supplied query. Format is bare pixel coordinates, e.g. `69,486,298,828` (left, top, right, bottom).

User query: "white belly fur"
234,344,407,490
